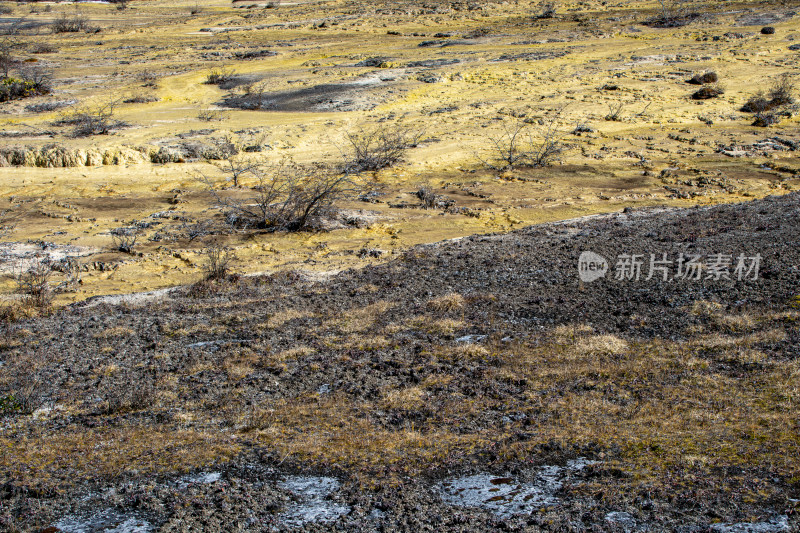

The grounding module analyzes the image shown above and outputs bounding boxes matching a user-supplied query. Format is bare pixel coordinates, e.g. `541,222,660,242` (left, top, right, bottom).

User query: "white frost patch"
179,471,222,486
455,334,487,344
279,476,349,526
0,242,97,274
438,459,598,518
53,508,153,533
77,287,175,309
710,516,790,533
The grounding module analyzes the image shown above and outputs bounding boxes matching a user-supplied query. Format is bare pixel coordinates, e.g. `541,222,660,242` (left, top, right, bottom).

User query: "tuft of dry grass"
0,429,241,490
436,342,490,362
574,334,629,356
330,300,394,333
426,292,466,313
382,386,427,410
265,309,311,329
406,316,465,336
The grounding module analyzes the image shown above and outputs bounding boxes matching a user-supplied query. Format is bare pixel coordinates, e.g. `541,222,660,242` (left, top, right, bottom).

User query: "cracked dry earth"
1,192,800,532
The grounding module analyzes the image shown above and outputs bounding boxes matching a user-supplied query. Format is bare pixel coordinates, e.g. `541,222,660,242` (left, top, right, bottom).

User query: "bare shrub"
202,242,232,280
741,74,796,127
16,257,53,310
479,112,564,171
236,79,270,109
205,66,238,86
137,69,160,87
55,99,124,137
208,131,268,187
203,161,358,231
182,221,209,242
31,43,58,54
416,185,438,209
197,108,228,121
111,225,141,253
341,123,425,173
644,0,701,28
123,92,159,104
51,13,95,34
605,101,625,121
768,74,795,107
742,91,771,114
533,1,557,19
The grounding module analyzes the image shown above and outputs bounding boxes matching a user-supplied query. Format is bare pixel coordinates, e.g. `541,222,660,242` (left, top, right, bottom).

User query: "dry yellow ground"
1,0,798,303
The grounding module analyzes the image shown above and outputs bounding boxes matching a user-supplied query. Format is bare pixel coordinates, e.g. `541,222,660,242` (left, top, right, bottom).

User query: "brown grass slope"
0,193,799,530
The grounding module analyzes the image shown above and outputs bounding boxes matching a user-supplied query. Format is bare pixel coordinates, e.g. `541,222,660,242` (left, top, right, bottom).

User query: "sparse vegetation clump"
532,1,557,19
687,71,718,85
16,257,54,310
643,0,701,28
0,39,52,102
30,43,58,54
197,108,227,121
204,160,358,231
54,100,125,137
50,13,96,34
122,92,159,104
341,124,425,173
204,66,238,86
0,72,51,102
742,74,796,126
692,83,724,100
110,225,141,253
202,242,233,280
137,69,160,87
480,114,564,171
